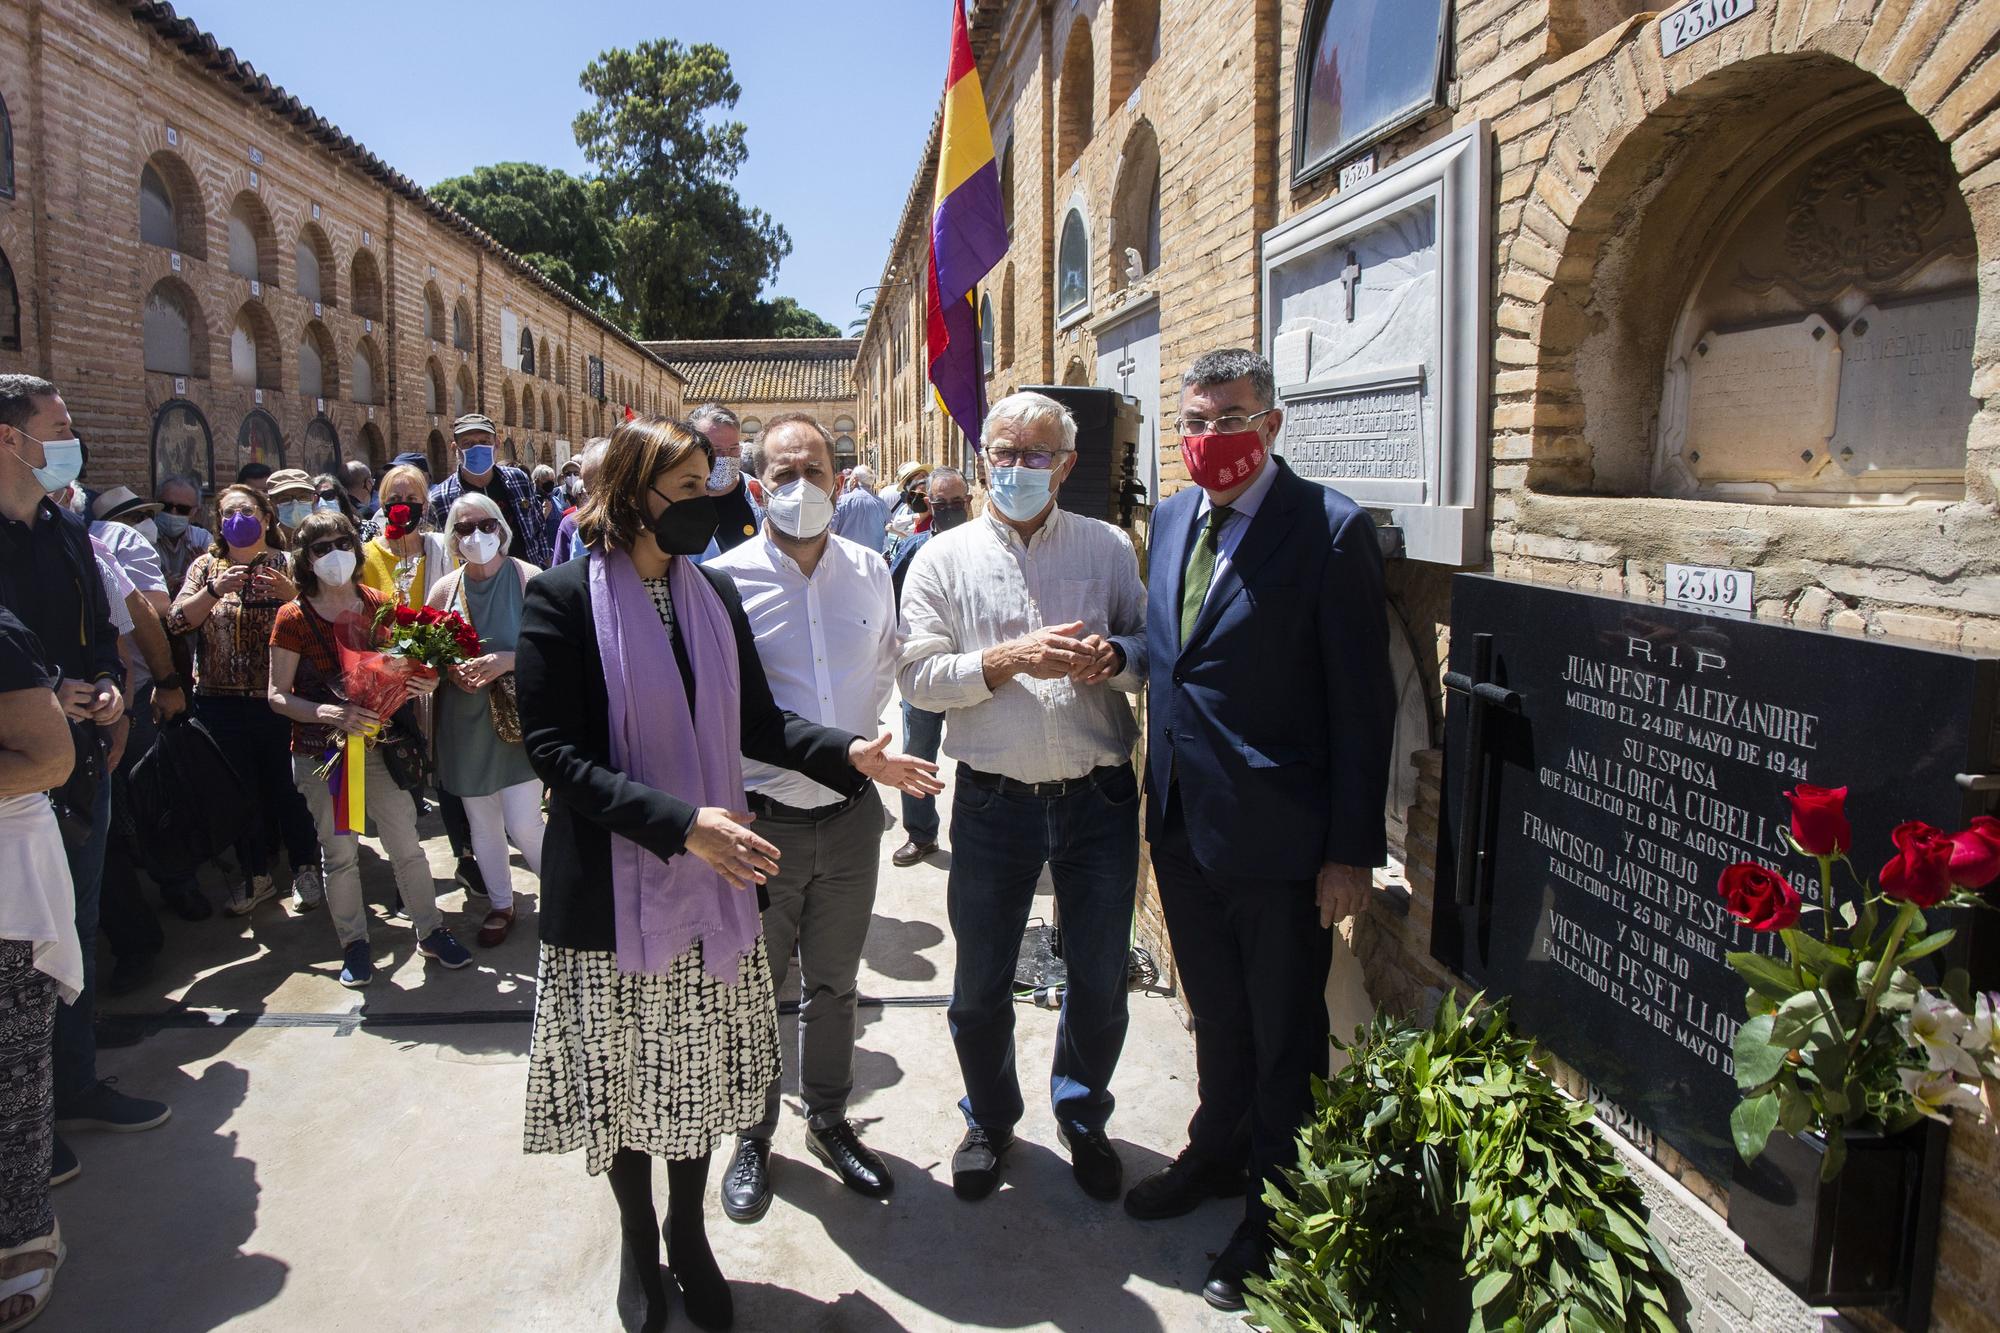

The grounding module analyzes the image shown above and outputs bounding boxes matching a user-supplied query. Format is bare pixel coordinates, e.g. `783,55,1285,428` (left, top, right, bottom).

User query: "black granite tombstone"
1432,574,1997,1183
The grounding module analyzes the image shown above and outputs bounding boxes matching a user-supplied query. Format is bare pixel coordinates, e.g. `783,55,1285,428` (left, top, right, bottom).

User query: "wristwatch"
154,674,188,693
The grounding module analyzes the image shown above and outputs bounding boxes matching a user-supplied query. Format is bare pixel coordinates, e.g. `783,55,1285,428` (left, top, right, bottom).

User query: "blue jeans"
53,771,112,1105
946,762,1138,1135
900,701,944,843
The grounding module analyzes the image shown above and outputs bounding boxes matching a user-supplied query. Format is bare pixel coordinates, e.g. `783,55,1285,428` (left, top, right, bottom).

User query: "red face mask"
383,502,420,539
1181,430,1267,492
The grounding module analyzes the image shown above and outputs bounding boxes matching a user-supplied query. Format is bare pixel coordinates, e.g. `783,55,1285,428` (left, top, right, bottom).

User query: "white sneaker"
291,865,324,913
226,875,276,917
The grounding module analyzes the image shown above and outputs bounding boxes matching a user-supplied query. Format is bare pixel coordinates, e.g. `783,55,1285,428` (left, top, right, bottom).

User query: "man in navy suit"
1125,348,1394,1310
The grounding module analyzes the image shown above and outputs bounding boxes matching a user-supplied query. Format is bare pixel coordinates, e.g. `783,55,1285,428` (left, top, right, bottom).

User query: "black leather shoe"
455,855,488,898
951,1125,1014,1200
807,1117,894,1198
1124,1144,1250,1220
891,838,937,868
1057,1123,1123,1201
1203,1219,1273,1312
719,1137,771,1223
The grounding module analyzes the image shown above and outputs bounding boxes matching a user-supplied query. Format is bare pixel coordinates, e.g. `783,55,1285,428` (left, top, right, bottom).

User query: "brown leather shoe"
476,906,515,948
891,838,937,868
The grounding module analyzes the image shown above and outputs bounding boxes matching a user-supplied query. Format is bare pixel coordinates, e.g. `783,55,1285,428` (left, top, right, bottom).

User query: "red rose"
418,606,444,624
1947,816,2000,891
1718,862,1803,932
1880,821,1957,907
1784,783,1851,856
393,605,419,626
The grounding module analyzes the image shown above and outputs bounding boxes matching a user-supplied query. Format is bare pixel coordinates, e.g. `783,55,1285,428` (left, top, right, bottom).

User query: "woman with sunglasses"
309,473,359,529
517,416,936,1331
266,512,468,987
423,493,543,948
168,484,323,917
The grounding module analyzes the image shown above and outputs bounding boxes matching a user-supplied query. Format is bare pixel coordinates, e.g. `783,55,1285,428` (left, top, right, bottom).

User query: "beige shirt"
897,507,1147,785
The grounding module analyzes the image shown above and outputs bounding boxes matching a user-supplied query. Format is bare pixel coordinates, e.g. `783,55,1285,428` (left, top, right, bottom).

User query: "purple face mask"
220,512,264,549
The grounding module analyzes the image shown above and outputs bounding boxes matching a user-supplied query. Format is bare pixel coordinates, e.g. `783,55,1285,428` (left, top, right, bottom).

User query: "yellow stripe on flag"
934,67,998,204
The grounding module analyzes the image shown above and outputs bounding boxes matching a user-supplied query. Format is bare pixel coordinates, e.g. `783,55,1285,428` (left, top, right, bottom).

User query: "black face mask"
932,502,970,532
906,492,930,514
648,489,720,556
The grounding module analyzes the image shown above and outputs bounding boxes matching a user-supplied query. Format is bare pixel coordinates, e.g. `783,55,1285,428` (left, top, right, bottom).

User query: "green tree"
574,40,792,339
431,163,620,316
743,297,841,338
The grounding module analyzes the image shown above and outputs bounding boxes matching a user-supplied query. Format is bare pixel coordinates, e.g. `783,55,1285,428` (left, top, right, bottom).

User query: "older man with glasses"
150,477,212,596
898,390,1147,1206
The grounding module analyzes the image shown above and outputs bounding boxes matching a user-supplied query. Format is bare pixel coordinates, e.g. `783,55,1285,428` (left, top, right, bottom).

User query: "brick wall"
0,0,677,501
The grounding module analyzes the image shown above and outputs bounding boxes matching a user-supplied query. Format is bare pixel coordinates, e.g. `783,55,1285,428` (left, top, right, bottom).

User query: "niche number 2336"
1659,0,1755,57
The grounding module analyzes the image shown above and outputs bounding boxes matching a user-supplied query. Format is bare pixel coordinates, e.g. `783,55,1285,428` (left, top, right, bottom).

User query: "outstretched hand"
849,733,944,797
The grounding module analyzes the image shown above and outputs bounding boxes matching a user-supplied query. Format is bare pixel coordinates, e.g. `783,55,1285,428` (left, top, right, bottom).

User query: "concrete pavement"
52,767,1253,1332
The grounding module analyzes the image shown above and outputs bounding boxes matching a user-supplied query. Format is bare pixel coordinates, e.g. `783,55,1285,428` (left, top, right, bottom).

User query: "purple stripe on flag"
930,293,986,446
932,160,1008,306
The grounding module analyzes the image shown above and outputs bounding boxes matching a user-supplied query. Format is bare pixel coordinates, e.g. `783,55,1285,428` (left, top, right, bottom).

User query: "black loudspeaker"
1018,386,1142,525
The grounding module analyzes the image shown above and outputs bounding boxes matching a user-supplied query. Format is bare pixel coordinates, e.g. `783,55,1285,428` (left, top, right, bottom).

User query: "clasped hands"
982,620,1122,688
685,736,942,892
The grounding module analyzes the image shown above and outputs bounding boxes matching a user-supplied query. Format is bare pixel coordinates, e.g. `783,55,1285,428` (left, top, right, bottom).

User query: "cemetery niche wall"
1431,575,1996,1324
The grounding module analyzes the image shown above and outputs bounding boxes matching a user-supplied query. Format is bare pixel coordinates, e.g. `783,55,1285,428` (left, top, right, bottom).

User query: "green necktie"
1180,505,1233,647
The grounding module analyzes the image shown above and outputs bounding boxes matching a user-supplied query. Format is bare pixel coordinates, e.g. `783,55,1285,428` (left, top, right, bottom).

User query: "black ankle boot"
617,1230,669,1333
667,1221,732,1330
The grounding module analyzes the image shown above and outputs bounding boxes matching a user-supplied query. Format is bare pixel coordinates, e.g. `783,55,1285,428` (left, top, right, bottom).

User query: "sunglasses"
307,537,358,559
316,490,342,504
452,518,502,538
160,501,196,516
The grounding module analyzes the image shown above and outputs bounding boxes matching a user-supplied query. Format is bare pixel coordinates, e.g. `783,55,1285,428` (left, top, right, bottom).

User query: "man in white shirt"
708,413,923,1221
898,390,1148,1205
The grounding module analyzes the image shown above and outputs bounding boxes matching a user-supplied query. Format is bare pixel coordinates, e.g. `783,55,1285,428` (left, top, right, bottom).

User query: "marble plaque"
1833,291,1978,477
1433,574,1996,1183
1684,315,1840,482
1260,122,1490,564
1282,365,1428,504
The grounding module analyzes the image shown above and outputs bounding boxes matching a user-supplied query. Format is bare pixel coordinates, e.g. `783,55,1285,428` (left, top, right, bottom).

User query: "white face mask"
133,518,159,544
459,529,503,565
708,455,742,491
765,477,835,541
312,548,357,587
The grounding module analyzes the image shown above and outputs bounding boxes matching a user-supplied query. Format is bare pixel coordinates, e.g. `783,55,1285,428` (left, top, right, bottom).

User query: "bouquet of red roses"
376,603,481,671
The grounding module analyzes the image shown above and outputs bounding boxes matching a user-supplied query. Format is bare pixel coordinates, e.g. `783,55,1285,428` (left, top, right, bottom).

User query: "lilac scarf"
589,547,759,982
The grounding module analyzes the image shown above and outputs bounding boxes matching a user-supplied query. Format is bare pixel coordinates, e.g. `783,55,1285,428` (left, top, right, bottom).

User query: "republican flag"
926,0,1008,448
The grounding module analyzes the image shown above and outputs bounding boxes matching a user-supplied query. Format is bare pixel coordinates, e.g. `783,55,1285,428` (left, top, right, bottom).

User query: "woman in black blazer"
515,416,933,1332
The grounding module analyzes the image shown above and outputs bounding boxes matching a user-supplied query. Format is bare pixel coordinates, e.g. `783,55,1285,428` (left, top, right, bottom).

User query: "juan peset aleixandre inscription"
1433,576,1996,1182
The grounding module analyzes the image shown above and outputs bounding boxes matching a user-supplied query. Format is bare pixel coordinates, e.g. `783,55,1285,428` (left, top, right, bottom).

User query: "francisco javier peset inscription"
1433,576,1995,1182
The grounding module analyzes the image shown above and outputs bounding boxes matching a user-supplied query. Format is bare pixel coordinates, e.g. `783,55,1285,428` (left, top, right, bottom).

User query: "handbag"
48,719,106,848
444,563,528,745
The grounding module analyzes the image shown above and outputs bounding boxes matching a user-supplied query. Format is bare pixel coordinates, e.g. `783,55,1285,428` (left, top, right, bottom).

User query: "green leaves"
1732,1014,1787,1089
1248,997,1682,1333
1730,1092,1780,1163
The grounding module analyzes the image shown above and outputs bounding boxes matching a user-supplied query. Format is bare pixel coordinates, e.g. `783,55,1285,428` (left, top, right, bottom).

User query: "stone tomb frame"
1260,122,1491,565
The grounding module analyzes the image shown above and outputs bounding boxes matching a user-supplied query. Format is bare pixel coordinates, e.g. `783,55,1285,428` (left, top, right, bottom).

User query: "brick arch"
1109,116,1161,281
294,221,336,307
1056,14,1096,174
1506,3,1998,498
229,300,280,389
297,317,338,399
138,150,208,259
422,280,447,341
453,296,474,352
424,356,447,415
350,334,384,406
142,275,209,378
226,189,278,285
1108,0,1159,103
502,378,518,427
350,248,384,322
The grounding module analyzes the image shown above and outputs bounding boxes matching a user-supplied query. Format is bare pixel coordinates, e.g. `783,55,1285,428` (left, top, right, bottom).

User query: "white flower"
1965,993,2000,1060
1901,991,1979,1078
1901,1067,1985,1122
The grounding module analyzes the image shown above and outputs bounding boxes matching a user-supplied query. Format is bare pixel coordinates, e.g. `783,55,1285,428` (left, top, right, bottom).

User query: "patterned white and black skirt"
524,939,780,1174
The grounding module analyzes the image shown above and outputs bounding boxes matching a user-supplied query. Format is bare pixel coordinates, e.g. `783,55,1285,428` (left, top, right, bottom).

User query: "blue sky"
179,0,949,332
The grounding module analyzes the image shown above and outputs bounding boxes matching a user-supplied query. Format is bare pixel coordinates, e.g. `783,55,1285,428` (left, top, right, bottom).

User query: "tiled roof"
645,339,860,404
127,2,677,380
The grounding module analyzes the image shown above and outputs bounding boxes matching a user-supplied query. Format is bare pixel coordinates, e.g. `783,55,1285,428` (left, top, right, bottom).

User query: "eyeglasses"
1174,408,1279,436
931,500,968,513
986,448,1070,470
452,518,501,538
307,537,358,559
159,502,196,516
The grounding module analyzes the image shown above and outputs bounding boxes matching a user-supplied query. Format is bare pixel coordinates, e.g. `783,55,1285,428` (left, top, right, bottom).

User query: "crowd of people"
0,345,1393,1332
